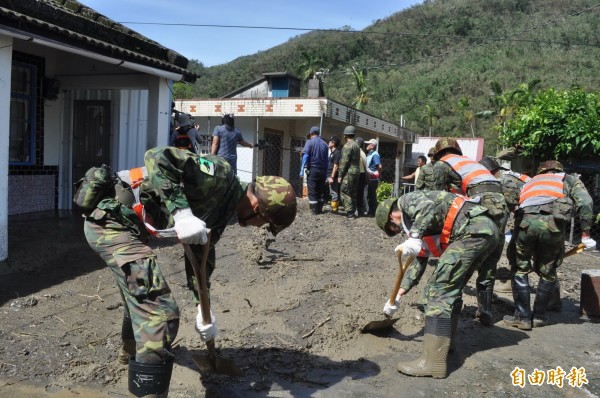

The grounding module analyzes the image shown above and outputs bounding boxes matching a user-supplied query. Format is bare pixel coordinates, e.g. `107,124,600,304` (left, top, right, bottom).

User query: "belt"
468,183,502,196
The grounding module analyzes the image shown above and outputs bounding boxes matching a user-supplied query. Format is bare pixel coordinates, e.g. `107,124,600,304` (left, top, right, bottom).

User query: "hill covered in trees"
183,0,600,154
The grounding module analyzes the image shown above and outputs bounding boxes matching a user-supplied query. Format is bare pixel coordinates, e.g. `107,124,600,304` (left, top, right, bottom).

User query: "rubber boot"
532,279,556,327
449,298,463,353
397,316,451,379
317,201,324,214
546,279,562,312
119,314,136,365
475,286,493,326
309,203,318,215
331,200,338,213
494,267,512,293
128,358,173,398
503,274,532,330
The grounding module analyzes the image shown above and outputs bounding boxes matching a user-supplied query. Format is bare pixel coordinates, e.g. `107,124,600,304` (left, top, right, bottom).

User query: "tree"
350,64,370,111
298,50,323,81
457,96,475,137
501,86,600,161
172,82,192,108
422,104,440,137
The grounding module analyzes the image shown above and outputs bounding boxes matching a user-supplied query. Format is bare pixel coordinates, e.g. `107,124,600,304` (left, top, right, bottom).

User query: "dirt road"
1,203,599,397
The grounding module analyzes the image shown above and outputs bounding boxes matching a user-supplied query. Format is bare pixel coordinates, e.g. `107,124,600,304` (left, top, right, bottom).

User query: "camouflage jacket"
143,147,247,245
338,139,361,178
397,190,495,241
499,172,525,212
519,173,594,232
415,161,436,190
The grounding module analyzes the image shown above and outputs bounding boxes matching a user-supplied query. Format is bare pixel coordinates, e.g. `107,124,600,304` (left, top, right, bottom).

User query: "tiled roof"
0,0,197,82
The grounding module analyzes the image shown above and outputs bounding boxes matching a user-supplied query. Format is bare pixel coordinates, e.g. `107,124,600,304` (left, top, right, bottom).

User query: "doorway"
72,100,111,185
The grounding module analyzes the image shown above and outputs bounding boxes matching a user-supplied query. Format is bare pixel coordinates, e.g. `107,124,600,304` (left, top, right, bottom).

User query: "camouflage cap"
433,137,462,159
427,147,436,156
375,197,400,237
254,176,297,236
479,156,506,172
537,160,564,174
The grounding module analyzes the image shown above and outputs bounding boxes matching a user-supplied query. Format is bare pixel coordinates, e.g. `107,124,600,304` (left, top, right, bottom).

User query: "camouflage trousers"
340,173,359,214
506,213,564,282
424,216,499,318
84,216,180,363
476,192,509,291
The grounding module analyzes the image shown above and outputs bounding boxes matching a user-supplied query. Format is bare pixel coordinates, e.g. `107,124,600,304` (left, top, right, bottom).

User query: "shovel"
361,250,415,333
182,235,244,377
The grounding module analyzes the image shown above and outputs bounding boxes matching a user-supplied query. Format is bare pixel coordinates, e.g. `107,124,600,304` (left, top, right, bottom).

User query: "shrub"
376,181,394,203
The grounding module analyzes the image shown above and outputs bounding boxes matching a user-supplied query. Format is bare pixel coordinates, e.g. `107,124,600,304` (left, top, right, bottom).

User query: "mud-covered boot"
503,274,532,330
397,316,451,379
532,279,556,327
119,314,136,365
449,298,462,353
475,287,494,326
546,279,562,312
128,358,173,398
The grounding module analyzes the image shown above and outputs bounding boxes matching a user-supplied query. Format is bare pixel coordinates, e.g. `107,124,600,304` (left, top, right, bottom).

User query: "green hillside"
185,0,600,155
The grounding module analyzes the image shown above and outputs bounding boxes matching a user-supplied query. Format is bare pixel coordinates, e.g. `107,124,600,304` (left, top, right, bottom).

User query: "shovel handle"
388,250,415,305
565,243,586,258
182,233,213,326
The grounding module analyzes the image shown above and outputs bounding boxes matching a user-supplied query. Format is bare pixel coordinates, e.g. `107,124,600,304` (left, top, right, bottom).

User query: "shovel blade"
191,353,244,377
361,317,399,333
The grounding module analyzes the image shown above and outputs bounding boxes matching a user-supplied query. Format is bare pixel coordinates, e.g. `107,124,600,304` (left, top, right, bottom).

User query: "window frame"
9,61,37,166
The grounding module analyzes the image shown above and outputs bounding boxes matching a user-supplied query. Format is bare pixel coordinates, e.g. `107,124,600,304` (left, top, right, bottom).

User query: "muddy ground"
1,201,599,398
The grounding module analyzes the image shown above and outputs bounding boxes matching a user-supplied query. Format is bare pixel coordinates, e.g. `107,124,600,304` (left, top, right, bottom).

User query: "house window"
10,62,36,165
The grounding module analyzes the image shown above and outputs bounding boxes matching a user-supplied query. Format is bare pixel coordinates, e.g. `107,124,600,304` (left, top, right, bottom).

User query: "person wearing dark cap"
301,126,329,214
170,112,203,154
327,136,342,212
338,126,361,219
355,137,369,216
415,147,436,190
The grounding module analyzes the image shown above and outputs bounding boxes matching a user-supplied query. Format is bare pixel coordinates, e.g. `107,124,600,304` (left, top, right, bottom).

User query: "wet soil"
1,203,599,397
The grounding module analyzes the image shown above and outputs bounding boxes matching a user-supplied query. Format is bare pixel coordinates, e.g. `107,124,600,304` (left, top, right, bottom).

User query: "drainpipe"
255,116,260,179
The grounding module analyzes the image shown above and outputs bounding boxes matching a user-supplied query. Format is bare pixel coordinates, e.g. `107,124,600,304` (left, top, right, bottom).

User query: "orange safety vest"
417,196,469,258
441,154,498,194
519,173,565,208
503,170,531,184
116,167,178,238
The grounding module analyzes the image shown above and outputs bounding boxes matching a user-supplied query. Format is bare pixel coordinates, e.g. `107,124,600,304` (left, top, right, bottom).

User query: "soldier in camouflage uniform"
503,160,595,330
337,125,361,219
82,147,296,398
479,156,530,292
376,190,499,379
415,147,436,190
431,138,509,326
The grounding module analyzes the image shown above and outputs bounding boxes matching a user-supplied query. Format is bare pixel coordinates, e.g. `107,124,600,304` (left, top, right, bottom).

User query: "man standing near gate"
300,126,329,214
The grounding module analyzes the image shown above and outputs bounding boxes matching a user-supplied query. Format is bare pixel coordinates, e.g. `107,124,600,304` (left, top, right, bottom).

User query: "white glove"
195,305,218,342
395,238,422,258
383,297,401,317
505,231,513,244
582,236,597,250
173,208,207,245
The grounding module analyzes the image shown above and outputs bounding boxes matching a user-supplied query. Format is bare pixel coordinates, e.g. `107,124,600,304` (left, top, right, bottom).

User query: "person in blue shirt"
365,139,382,216
300,126,329,214
211,113,255,174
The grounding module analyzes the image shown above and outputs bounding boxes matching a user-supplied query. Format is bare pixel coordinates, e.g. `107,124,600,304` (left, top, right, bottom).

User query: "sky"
80,0,423,67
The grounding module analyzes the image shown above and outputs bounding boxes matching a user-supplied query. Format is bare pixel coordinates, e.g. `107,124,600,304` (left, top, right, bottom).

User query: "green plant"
376,181,394,203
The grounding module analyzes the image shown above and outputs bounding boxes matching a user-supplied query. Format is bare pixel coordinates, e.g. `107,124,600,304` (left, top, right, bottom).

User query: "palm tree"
457,96,475,137
422,104,440,137
298,51,323,81
350,64,370,111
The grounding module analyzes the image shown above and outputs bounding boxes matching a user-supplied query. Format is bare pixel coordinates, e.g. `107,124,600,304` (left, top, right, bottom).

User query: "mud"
1,203,599,397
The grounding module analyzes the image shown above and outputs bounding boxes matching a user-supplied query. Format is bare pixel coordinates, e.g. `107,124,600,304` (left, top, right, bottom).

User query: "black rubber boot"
503,274,532,330
532,279,556,327
546,279,562,312
119,314,136,365
475,287,493,326
449,298,463,353
128,359,173,398
317,201,324,214
309,203,318,215
397,316,452,379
